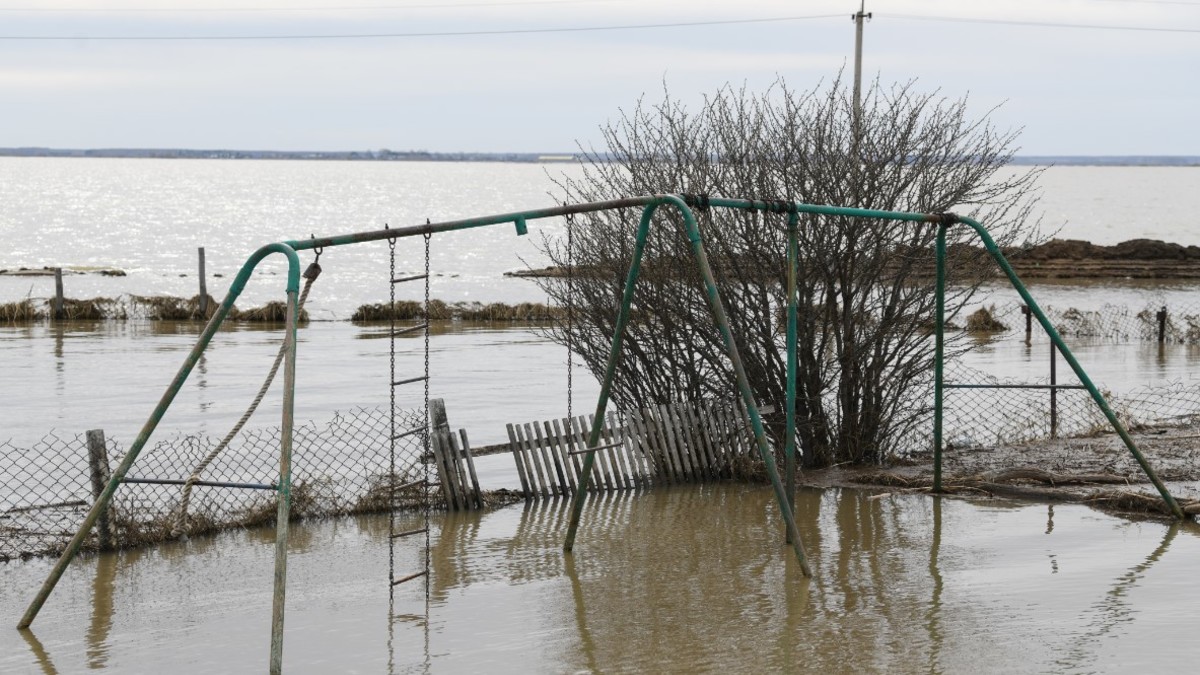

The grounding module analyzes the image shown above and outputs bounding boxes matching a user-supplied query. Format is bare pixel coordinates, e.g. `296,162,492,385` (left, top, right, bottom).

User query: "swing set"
15,194,1185,674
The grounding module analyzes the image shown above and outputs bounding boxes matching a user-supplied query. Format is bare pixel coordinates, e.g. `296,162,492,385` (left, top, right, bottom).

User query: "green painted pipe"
785,212,799,521
563,203,657,552
18,243,301,629
664,196,811,576
955,215,1184,520
934,225,946,493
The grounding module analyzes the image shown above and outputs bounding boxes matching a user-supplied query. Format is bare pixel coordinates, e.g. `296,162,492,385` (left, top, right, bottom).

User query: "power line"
1089,0,1200,6
0,0,623,13
888,13,1200,33
2,10,1197,42
0,13,844,41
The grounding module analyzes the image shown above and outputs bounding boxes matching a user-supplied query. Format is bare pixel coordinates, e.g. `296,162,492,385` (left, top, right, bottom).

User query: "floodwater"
4,311,1200,452
4,160,1200,672
2,485,1198,673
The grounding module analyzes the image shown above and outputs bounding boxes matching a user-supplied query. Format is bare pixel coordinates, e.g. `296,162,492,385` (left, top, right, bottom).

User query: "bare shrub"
539,77,1043,467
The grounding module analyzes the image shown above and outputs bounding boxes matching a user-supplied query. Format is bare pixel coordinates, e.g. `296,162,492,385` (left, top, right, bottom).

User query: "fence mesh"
979,300,1200,343
0,406,425,562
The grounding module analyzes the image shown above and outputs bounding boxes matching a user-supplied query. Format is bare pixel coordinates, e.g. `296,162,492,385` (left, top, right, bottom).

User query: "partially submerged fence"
0,406,426,562
505,401,765,497
980,300,1200,344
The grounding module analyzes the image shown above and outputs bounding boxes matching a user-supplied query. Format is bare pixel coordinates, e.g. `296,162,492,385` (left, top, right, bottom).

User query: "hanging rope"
171,250,322,539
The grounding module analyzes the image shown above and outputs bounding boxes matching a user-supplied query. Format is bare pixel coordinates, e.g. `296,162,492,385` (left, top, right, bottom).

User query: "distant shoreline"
0,147,1198,167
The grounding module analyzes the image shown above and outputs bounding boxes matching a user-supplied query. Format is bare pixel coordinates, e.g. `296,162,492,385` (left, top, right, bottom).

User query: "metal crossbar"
391,427,424,441
391,273,428,284
392,375,428,387
121,478,277,491
391,323,428,337
945,383,1087,391
391,571,427,586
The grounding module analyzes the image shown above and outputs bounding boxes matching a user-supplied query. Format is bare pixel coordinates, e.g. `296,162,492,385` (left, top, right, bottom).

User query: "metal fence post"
198,247,208,318
54,268,65,321
85,429,114,551
1157,306,1167,344
1049,344,1058,439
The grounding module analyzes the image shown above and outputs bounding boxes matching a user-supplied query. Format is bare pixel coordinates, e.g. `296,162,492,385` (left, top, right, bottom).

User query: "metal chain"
565,209,575,422
387,227,396,603
422,230,432,600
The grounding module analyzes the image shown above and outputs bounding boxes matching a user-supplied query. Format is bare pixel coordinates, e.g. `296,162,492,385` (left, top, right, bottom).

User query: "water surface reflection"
3,486,1198,674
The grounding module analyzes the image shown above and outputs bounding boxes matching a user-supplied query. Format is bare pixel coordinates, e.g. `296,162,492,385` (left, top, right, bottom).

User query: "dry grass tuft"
0,299,41,322
352,300,559,322
965,305,1008,332
235,301,309,323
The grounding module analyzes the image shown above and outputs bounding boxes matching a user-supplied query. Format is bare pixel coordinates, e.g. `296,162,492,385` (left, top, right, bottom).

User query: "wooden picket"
504,400,772,499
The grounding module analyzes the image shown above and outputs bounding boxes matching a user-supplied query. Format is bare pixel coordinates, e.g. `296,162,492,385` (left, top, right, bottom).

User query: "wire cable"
0,0,624,14
0,13,844,41
888,13,1200,34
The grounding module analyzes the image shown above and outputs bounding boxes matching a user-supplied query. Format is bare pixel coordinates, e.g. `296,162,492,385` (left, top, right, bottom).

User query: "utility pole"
854,0,873,113
852,0,872,128
849,1,868,192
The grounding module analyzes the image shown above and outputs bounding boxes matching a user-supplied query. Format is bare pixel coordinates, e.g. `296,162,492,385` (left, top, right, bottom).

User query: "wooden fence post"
1157,306,1168,344
428,399,458,508
198,247,208,318
54,268,65,320
85,429,114,551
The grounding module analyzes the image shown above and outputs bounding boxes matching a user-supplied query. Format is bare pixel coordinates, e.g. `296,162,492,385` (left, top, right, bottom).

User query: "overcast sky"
1,0,1197,154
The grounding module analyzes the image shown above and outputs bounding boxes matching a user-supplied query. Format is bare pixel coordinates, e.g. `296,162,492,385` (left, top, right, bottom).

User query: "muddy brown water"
3,485,1198,674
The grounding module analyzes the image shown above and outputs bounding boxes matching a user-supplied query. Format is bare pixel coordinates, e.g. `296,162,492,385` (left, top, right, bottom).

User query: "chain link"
565,209,575,422
422,231,432,599
387,227,396,600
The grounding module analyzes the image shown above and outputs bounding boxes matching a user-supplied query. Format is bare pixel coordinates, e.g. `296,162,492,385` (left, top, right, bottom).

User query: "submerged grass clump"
130,293,220,321
0,299,40,322
351,299,451,322
351,300,559,323
455,301,562,321
966,305,1008,332
236,301,310,323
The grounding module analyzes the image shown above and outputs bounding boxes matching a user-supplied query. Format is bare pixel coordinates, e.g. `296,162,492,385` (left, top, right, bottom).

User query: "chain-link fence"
0,406,426,562
977,300,1200,343
895,361,1200,456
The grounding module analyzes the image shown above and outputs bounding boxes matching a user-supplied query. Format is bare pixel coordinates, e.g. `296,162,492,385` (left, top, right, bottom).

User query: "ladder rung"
391,375,428,387
391,527,429,539
392,274,429,284
392,427,425,440
392,323,429,337
391,570,428,586
568,441,623,456
121,477,277,491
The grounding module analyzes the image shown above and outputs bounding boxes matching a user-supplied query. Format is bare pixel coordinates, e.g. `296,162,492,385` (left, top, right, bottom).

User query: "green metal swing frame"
17,195,1184,674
